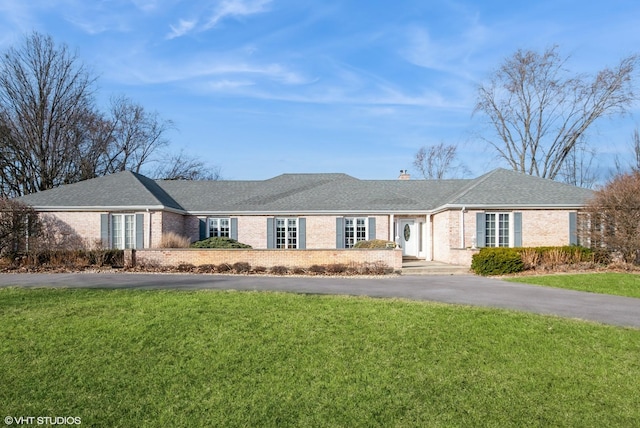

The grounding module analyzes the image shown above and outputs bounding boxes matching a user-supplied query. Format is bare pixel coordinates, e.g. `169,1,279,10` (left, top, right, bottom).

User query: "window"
344,217,367,248
485,213,510,247
112,214,135,249
276,218,298,249
208,218,230,238
336,217,375,249
268,218,305,249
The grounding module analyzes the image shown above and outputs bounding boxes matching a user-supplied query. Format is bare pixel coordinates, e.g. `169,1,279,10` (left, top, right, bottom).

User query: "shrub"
196,264,217,273
89,249,124,267
291,267,306,275
252,266,267,274
308,265,326,274
353,239,396,249
326,263,347,274
269,265,288,275
471,248,524,276
160,232,191,248
191,237,252,249
517,246,595,270
519,248,540,270
217,263,232,272
176,263,196,272
232,262,251,273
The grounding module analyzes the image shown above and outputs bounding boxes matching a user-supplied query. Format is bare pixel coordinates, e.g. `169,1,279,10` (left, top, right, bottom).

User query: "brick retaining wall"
125,248,403,271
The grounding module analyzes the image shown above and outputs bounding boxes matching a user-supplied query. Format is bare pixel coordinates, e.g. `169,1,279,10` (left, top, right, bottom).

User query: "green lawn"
506,272,640,298
1,288,639,427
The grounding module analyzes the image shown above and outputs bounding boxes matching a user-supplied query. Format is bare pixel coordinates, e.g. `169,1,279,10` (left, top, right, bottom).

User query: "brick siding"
127,248,403,270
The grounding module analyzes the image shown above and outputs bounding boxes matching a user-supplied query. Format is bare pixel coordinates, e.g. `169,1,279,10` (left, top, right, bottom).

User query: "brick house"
17,168,593,266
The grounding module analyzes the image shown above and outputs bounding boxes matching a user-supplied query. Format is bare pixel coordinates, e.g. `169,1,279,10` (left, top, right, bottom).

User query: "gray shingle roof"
447,169,594,207
17,168,593,213
18,171,182,210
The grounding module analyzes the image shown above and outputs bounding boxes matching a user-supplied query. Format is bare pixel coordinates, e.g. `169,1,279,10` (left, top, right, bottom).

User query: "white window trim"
276,217,298,249
485,212,514,248
208,217,231,238
111,213,136,250
344,217,369,248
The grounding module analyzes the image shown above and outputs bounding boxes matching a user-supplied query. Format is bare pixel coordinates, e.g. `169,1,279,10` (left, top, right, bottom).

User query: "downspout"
460,206,466,248
146,209,152,249
428,214,434,261
389,214,394,243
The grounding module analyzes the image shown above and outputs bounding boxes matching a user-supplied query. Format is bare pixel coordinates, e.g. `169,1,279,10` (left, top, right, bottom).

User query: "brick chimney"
398,169,410,180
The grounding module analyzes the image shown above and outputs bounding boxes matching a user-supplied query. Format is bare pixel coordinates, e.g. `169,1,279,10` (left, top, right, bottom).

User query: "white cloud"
130,0,161,12
167,19,198,39
167,0,272,39
112,54,310,90
207,79,255,90
205,0,271,28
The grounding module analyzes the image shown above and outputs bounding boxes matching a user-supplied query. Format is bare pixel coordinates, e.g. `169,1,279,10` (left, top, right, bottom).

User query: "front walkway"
401,259,470,275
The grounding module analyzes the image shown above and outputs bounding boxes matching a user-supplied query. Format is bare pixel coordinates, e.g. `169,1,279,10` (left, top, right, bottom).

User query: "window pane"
356,218,367,243
112,215,123,249
485,214,496,247
124,215,135,249
345,218,354,248
498,213,509,247
288,219,297,248
219,218,230,238
209,218,219,237
276,218,286,249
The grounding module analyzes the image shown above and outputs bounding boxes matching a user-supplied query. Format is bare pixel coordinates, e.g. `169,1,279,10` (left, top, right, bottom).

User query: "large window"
485,213,510,247
276,218,298,249
344,217,367,248
112,214,135,249
208,218,230,238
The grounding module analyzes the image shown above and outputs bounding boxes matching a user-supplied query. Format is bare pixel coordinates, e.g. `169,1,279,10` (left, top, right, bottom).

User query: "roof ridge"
128,173,184,210
441,169,502,205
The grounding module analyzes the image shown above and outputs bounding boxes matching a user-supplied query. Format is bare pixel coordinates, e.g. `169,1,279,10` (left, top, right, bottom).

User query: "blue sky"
1,0,639,180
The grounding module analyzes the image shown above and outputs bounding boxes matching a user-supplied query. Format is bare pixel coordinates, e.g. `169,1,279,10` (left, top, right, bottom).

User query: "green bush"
471,248,524,276
190,237,252,249
353,239,396,249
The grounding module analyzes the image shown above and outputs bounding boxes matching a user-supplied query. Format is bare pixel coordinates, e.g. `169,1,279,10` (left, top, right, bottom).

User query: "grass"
506,272,640,299
1,288,639,427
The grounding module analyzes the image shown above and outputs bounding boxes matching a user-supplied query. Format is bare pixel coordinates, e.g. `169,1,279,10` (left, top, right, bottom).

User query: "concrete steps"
401,260,471,276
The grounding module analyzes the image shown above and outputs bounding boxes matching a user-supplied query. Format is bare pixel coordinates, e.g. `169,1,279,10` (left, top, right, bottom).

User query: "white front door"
399,220,418,257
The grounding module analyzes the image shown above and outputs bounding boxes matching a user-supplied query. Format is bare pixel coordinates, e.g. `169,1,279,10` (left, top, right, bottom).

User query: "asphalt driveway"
1,272,639,328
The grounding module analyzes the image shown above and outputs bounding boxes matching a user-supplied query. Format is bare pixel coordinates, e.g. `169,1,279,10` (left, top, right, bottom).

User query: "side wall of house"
431,209,578,266
521,210,573,247
193,215,390,249
39,211,105,248
157,211,186,246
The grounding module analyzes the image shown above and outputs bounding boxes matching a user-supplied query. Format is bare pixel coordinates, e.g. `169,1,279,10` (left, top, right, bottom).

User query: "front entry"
399,220,418,257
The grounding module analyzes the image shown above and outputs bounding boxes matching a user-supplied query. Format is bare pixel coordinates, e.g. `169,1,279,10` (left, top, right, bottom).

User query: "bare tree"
584,171,640,263
0,32,98,197
98,95,175,175
632,129,640,172
614,128,640,174
0,198,41,255
558,137,599,188
475,46,638,180
412,142,468,179
153,149,223,180
0,32,221,195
